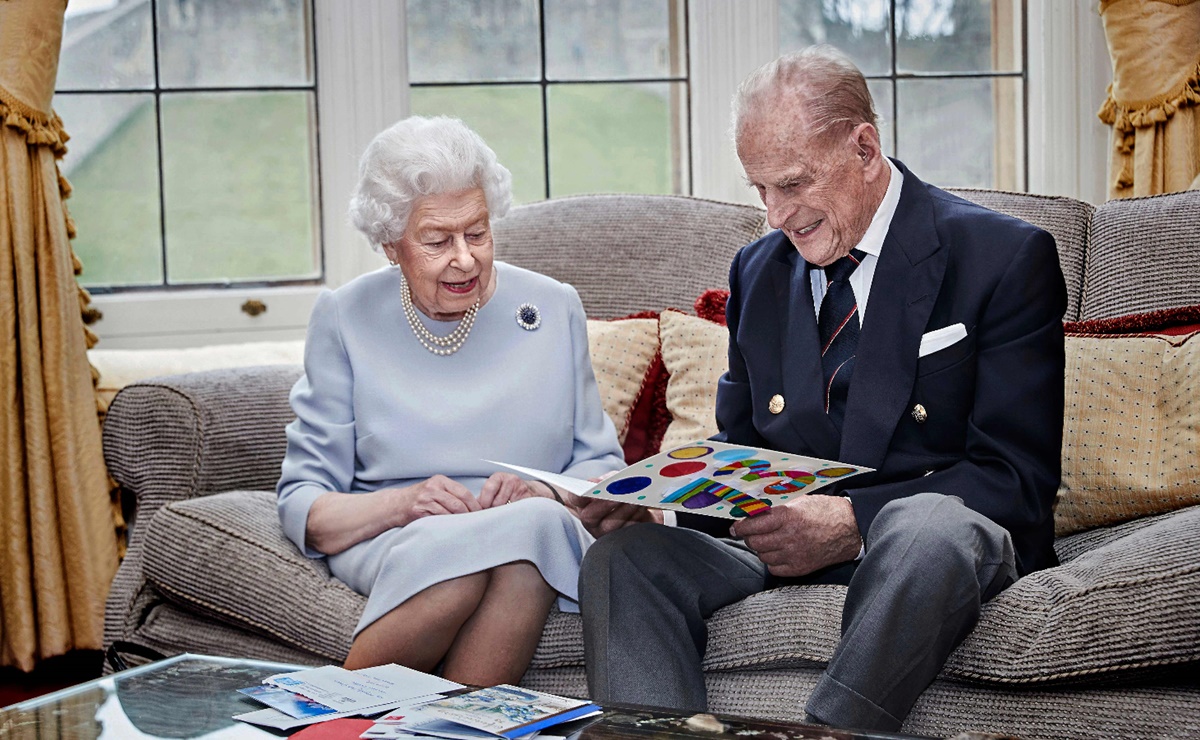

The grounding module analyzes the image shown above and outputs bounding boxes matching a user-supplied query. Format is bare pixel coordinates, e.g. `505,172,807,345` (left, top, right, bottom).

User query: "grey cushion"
143,490,361,662
946,188,1092,321
493,194,767,319
1081,189,1200,319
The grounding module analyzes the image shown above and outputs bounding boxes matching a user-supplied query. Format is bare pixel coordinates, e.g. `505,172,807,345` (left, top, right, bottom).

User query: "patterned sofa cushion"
585,317,660,450
1056,328,1200,535
658,309,728,450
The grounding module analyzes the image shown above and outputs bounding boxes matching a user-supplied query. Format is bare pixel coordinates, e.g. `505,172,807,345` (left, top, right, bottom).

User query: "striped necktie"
818,249,867,429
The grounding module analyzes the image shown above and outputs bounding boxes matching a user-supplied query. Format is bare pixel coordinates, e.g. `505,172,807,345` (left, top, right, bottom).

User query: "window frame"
85,0,1108,349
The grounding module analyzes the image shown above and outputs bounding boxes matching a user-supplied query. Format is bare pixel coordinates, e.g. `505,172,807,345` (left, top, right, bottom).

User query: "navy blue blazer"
689,160,1066,577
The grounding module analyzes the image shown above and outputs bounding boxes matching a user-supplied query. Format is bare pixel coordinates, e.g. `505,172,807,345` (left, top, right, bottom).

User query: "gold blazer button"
912,403,928,423
769,394,785,414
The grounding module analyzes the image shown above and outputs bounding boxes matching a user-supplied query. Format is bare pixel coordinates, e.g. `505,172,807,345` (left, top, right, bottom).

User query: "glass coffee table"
0,653,937,739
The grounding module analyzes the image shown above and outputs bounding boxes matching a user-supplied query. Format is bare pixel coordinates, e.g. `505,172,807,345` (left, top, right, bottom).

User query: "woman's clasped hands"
391,472,558,525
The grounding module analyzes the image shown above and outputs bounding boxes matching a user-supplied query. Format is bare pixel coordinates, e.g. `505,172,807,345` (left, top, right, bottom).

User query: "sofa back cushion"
946,188,1092,322
1055,325,1200,535
1081,189,1200,320
493,194,767,319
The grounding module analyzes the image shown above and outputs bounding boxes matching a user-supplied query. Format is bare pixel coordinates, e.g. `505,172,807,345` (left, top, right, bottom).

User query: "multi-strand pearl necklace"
400,275,480,356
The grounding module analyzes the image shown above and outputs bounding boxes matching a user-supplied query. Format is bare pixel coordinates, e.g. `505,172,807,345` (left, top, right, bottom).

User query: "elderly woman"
277,116,624,684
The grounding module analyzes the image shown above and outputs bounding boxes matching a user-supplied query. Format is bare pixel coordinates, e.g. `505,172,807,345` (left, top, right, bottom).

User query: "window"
406,0,690,203
56,0,321,292
778,0,1025,190
62,1,1101,348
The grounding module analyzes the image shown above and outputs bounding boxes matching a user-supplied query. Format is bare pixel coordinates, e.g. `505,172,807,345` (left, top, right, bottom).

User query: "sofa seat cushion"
142,490,363,662
945,504,1200,684
142,490,1200,687
522,507,1200,685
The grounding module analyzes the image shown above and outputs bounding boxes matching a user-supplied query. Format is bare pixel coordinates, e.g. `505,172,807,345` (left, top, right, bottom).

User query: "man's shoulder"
735,229,794,275
922,181,1047,243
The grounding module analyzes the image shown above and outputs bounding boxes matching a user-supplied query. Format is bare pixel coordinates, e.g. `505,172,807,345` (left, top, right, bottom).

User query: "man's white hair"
731,45,879,146
348,116,513,250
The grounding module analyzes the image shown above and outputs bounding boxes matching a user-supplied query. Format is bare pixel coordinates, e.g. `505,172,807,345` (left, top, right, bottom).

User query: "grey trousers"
579,492,1017,733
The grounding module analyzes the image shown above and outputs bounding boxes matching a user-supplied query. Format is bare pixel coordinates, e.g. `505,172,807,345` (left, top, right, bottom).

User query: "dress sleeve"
559,283,627,479
276,289,356,558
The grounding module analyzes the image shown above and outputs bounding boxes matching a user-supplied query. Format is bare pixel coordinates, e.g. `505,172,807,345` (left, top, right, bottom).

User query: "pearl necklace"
400,274,480,356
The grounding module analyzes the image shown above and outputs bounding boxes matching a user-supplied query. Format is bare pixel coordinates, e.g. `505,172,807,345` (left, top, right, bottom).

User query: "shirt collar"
853,157,903,259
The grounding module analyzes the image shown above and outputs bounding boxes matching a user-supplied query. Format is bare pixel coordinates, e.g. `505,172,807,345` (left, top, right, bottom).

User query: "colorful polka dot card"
489,442,873,519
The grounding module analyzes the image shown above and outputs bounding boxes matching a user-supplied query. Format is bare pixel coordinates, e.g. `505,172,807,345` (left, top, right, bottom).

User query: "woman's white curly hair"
348,116,513,251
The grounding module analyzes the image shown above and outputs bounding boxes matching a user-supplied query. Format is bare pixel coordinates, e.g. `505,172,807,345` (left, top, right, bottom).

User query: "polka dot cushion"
1056,330,1200,535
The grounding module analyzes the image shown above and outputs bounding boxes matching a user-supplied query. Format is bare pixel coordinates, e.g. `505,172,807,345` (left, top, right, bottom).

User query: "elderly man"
575,46,1066,732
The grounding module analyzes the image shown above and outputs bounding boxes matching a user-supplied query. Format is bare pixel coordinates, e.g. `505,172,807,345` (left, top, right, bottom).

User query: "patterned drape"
1098,0,1200,199
0,0,119,670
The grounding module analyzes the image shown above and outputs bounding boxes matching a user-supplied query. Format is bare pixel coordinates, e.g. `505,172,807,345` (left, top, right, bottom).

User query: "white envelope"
918,323,968,358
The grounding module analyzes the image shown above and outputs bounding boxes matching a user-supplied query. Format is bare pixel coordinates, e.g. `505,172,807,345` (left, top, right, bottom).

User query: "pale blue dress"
277,262,625,635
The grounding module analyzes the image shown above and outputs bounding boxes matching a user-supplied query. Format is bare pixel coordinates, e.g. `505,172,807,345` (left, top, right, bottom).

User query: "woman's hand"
479,472,546,508
306,475,479,555
392,475,482,524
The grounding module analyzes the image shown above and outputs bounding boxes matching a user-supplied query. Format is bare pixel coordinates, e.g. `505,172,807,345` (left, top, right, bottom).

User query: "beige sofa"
101,191,1200,740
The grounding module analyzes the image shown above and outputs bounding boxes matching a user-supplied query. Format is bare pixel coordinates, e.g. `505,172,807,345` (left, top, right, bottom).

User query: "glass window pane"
56,93,162,288
59,0,154,90
545,0,685,81
157,0,313,88
547,82,688,197
897,0,1022,74
896,77,1023,189
407,0,540,83
410,86,546,205
160,92,319,283
779,0,891,76
867,79,894,157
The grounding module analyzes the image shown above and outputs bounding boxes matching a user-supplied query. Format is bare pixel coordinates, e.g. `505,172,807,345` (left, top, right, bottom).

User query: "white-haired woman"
277,116,624,683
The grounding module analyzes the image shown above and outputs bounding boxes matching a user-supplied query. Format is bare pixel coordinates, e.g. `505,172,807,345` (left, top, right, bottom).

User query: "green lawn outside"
68,92,318,288
411,83,679,201
69,85,676,288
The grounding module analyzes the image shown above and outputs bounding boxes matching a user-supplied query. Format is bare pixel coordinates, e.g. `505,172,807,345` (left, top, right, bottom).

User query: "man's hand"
567,494,663,537
731,495,862,577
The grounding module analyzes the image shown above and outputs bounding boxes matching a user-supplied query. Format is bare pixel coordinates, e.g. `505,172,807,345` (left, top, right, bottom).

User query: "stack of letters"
234,664,599,740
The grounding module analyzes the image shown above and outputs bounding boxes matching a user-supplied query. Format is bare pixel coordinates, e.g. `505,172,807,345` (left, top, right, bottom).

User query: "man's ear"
850,122,882,164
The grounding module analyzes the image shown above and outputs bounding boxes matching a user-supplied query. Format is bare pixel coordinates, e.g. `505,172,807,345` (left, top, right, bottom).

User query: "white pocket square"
919,323,968,358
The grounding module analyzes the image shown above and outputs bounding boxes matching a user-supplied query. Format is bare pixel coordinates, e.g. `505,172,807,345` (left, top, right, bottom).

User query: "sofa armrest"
103,364,303,536
102,364,303,653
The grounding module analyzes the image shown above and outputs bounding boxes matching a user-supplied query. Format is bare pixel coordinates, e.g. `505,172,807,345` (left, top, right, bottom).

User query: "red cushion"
695,288,730,326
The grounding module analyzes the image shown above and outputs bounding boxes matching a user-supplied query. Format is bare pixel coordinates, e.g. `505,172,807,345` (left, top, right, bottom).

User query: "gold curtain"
0,0,119,671
1098,0,1200,199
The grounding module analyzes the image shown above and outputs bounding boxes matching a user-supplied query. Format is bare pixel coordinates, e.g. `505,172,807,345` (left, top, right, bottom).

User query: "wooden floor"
0,651,103,707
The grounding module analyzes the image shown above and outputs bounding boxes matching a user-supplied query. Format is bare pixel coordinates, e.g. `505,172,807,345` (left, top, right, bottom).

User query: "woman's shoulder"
324,265,399,308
